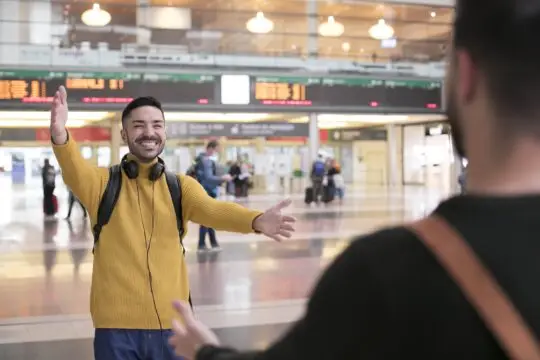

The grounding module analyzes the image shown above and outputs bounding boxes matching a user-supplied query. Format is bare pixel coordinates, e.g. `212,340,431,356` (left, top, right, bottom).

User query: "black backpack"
92,165,192,308
92,165,185,255
185,154,216,183
185,157,201,180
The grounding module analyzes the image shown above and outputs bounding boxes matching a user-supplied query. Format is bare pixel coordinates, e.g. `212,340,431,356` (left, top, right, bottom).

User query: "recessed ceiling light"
430,11,436,17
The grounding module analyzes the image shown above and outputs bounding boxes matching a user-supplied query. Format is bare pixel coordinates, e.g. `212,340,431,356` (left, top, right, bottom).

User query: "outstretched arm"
50,86,106,215
180,175,261,233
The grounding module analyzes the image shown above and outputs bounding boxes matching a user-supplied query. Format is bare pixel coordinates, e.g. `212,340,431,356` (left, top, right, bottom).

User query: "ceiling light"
246,12,274,34
368,19,394,40
317,114,447,124
81,3,111,27
317,121,349,129
318,16,344,37
430,11,437,18
288,114,447,126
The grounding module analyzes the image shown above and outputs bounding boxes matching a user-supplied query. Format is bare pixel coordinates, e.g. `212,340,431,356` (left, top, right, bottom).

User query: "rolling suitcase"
52,194,58,214
322,185,335,203
304,187,314,204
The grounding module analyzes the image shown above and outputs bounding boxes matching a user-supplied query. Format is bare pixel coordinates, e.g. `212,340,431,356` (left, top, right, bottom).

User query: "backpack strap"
408,215,540,360
165,171,185,246
164,171,192,308
92,165,122,254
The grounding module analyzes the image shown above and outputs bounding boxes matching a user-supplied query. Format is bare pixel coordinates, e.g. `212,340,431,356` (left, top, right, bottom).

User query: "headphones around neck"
121,154,165,181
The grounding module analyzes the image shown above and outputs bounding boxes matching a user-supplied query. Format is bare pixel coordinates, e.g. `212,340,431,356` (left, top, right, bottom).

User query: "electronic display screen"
0,70,443,111
250,76,442,110
0,71,217,105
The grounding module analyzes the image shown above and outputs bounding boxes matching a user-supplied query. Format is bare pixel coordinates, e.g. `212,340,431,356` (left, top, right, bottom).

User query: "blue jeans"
94,329,183,360
198,226,218,249
198,188,219,249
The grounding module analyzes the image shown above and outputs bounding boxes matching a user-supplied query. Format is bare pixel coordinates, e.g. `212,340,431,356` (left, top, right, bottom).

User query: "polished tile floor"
0,177,451,359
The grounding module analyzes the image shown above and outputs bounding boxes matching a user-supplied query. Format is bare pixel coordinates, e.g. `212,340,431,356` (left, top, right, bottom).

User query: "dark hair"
454,0,540,131
121,97,164,127
206,140,219,150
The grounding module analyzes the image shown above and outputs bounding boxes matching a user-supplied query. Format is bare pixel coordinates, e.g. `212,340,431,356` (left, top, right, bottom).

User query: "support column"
110,116,121,165
87,146,99,166
449,153,462,195
306,0,318,58
0,0,21,64
25,0,52,45
386,124,402,187
308,113,319,165
253,137,266,191
136,0,152,45
218,136,227,172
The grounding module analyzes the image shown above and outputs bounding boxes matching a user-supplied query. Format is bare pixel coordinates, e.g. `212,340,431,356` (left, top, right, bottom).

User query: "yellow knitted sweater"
53,134,262,329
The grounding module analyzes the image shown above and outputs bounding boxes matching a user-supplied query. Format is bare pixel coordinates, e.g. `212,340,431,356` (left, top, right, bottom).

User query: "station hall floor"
0,179,451,359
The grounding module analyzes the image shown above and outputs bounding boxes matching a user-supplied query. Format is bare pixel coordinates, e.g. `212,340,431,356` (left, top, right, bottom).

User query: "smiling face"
121,105,166,162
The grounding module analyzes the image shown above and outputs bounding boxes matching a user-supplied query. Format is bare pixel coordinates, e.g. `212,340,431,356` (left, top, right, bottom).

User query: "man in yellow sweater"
49,86,296,360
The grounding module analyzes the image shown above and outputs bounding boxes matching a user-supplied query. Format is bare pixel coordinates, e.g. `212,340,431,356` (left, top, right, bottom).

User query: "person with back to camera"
169,0,540,359
49,86,296,360
310,154,326,204
192,140,231,252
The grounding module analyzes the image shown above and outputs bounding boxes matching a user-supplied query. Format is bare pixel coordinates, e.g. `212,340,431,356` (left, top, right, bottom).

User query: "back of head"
447,0,540,158
206,140,219,154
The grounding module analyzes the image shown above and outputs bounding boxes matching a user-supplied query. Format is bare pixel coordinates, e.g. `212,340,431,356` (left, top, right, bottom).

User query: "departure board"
0,69,443,112
251,76,320,106
250,76,442,110
0,70,217,105
385,79,441,109
318,78,387,107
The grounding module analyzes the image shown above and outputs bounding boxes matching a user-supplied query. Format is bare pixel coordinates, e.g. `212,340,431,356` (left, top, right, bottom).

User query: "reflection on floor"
0,180,451,359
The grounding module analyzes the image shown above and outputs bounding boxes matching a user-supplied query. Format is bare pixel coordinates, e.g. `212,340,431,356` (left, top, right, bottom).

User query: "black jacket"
197,195,540,360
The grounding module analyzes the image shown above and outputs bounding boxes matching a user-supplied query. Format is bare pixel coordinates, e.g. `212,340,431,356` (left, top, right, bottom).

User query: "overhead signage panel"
329,128,388,141
0,69,443,112
167,122,310,138
0,70,218,106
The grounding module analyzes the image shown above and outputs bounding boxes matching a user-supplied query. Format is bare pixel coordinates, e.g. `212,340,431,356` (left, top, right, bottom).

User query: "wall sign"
167,122,310,138
0,128,38,141
329,128,388,141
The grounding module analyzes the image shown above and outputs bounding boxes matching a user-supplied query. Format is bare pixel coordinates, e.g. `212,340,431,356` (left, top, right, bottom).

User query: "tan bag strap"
408,215,540,360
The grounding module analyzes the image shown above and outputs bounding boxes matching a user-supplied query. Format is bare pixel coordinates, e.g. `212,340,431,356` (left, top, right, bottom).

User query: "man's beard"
446,91,467,159
127,135,165,163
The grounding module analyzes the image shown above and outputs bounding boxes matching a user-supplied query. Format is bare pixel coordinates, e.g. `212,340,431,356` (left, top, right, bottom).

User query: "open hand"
169,301,220,359
253,198,296,242
50,86,69,144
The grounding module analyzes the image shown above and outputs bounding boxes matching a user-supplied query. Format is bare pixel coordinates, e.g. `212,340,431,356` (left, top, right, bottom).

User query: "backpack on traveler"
312,160,326,178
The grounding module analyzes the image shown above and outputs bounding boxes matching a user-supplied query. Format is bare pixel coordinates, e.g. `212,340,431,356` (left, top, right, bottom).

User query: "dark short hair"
121,97,164,127
206,140,219,150
454,0,540,131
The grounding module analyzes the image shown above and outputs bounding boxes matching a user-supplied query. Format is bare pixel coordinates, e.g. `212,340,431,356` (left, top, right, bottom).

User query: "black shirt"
197,195,540,360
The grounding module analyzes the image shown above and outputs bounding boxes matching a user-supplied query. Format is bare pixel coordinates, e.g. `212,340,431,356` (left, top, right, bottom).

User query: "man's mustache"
135,136,161,143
